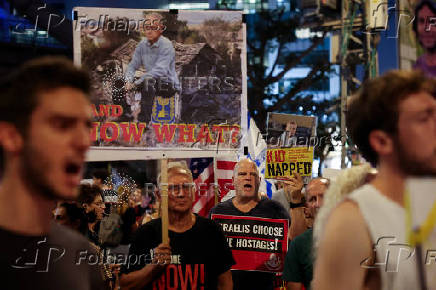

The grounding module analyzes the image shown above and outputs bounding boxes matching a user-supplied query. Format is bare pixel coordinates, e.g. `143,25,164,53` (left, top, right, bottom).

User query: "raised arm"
125,43,143,84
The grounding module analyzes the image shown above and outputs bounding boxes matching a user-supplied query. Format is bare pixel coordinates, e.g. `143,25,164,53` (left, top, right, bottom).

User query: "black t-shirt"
209,198,291,290
121,207,137,244
0,222,104,290
122,215,235,289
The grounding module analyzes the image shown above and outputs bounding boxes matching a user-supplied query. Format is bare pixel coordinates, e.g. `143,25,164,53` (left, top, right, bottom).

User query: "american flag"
190,158,237,217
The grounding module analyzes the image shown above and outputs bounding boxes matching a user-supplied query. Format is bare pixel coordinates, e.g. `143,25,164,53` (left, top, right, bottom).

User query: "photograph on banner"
406,177,436,288
265,147,314,184
266,113,317,148
73,8,244,149
211,214,289,273
399,0,436,78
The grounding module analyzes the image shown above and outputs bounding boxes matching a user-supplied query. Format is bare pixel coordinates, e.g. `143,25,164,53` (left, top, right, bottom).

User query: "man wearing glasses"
120,165,234,289
125,12,180,123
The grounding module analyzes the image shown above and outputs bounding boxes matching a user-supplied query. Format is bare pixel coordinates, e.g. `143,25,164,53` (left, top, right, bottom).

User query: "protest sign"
265,147,314,180
73,8,246,155
211,214,288,272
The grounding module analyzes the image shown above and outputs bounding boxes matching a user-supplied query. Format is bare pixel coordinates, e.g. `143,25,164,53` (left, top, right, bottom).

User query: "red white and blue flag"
190,158,237,217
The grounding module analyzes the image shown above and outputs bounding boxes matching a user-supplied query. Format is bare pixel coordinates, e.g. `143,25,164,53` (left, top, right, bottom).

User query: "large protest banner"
211,214,288,272
73,8,246,159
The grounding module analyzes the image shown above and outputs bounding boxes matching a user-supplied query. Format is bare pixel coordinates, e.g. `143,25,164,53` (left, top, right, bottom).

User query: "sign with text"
211,214,288,272
73,8,245,151
265,147,314,179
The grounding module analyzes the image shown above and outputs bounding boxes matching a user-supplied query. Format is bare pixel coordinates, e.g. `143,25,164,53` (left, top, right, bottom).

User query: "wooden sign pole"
214,157,219,205
161,158,169,244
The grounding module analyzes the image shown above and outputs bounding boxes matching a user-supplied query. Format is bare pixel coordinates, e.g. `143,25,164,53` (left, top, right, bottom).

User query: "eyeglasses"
167,183,195,195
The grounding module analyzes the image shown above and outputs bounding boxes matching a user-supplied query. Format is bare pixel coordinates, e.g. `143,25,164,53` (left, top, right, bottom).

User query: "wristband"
289,201,305,209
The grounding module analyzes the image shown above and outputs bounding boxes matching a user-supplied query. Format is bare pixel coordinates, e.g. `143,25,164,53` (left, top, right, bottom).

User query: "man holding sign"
210,158,290,290
120,165,234,289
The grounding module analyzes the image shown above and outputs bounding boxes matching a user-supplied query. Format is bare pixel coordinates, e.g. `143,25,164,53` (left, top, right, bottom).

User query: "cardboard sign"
265,147,314,178
211,214,288,272
73,8,245,151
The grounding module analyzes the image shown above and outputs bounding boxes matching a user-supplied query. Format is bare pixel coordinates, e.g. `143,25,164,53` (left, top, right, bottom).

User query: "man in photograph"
0,56,104,289
413,0,436,78
125,12,180,123
279,121,298,147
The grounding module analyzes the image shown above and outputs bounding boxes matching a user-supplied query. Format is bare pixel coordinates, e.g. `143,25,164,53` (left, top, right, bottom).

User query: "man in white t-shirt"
313,70,436,290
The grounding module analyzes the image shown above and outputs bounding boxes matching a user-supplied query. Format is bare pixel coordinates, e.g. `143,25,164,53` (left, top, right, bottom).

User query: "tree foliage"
244,8,338,174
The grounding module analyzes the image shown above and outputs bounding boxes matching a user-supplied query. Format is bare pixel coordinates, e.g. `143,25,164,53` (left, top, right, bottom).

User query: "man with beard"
209,158,291,290
120,165,234,289
413,0,436,78
0,57,104,289
313,71,436,290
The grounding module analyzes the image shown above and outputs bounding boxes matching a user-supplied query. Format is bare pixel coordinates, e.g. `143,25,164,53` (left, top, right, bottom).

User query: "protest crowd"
1,2,436,289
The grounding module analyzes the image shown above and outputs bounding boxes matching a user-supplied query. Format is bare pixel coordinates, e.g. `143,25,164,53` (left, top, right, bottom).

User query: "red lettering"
166,265,178,290
91,104,99,117
100,122,118,142
266,150,273,163
111,105,123,117
152,274,166,290
177,124,196,143
92,104,124,117
98,104,110,117
152,124,177,143
178,264,198,290
197,125,214,144
212,125,229,143
119,122,147,143
230,125,240,144
90,122,100,142
274,150,285,162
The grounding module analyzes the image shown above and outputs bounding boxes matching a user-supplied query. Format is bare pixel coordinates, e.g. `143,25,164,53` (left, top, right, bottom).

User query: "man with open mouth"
209,158,291,290
0,57,104,290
